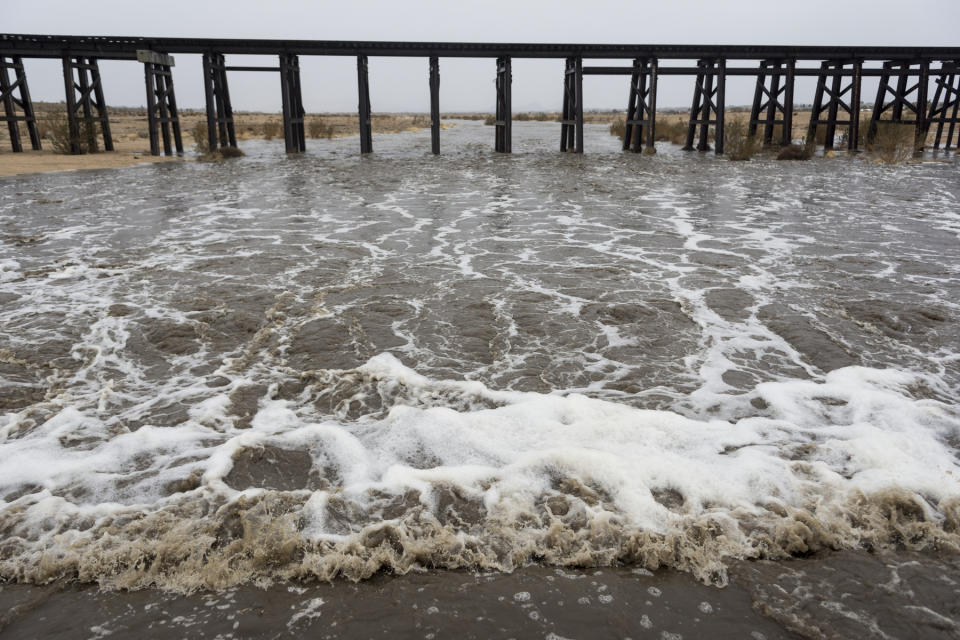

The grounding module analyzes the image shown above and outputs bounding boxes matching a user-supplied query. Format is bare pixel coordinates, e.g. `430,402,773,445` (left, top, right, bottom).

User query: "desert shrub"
867,121,917,164
262,121,282,139
724,119,759,161
42,111,100,154
308,118,334,139
654,120,688,145
191,120,209,154
483,116,496,126
609,118,626,140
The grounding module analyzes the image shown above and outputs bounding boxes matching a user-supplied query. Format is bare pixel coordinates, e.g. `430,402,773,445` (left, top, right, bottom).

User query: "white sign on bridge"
136,50,175,66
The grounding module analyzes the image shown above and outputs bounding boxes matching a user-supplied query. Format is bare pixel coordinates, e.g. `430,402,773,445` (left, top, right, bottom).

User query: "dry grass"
724,119,760,161
40,111,101,154
191,121,209,154
865,121,918,164
609,118,626,140
261,121,282,140
308,119,334,139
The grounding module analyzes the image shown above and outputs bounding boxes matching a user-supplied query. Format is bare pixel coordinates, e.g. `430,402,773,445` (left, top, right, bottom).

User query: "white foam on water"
2,125,959,593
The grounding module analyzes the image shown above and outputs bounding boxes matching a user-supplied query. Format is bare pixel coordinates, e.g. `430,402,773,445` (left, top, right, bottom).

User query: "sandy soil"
0,107,441,178
0,105,919,178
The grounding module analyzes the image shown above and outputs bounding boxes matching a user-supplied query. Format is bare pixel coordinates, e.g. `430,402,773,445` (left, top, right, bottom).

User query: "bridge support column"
560,56,583,153
495,56,512,153
684,58,725,154
201,53,235,152
868,60,930,151
807,60,862,152
429,56,440,155
143,59,183,156
61,56,113,154
927,61,960,150
623,57,658,153
279,53,306,153
749,59,795,147
357,55,373,154
1,56,41,152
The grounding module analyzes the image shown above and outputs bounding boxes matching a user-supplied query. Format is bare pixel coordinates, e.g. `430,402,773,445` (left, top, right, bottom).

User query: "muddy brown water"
1,122,959,638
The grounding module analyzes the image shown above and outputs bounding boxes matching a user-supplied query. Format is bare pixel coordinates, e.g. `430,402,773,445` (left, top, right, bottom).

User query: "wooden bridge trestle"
62,56,113,153
560,56,584,153
3,35,960,158
927,63,960,149
807,60,862,151
684,59,726,154
143,56,182,156
623,57,657,153
429,55,440,154
749,59,795,148
494,56,512,153
201,52,236,152
279,53,306,154
0,55,41,152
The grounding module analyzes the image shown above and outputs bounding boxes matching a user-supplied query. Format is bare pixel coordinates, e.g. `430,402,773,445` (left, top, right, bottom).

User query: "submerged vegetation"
776,141,814,160
723,119,760,161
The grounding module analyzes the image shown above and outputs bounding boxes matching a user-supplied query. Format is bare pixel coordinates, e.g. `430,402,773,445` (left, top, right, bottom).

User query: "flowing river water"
1,121,959,638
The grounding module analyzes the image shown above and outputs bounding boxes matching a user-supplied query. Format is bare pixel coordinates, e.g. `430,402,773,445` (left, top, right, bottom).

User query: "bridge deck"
2,33,960,62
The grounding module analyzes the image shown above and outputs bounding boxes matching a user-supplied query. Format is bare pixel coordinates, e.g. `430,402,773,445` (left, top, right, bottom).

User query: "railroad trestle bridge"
2,34,960,157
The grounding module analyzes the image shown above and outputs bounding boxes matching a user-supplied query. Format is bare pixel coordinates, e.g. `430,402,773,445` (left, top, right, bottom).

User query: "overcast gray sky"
6,0,960,113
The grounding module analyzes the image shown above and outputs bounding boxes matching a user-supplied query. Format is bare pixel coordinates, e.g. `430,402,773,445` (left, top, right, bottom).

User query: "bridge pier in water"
928,62,960,150
807,60,862,151
0,55,41,152
5,35,960,160
868,60,929,150
494,56,511,153
62,56,113,154
684,58,725,154
429,56,440,154
560,56,584,153
201,53,236,152
357,55,373,154
749,59,795,148
279,53,306,153
623,57,658,153
142,52,183,156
